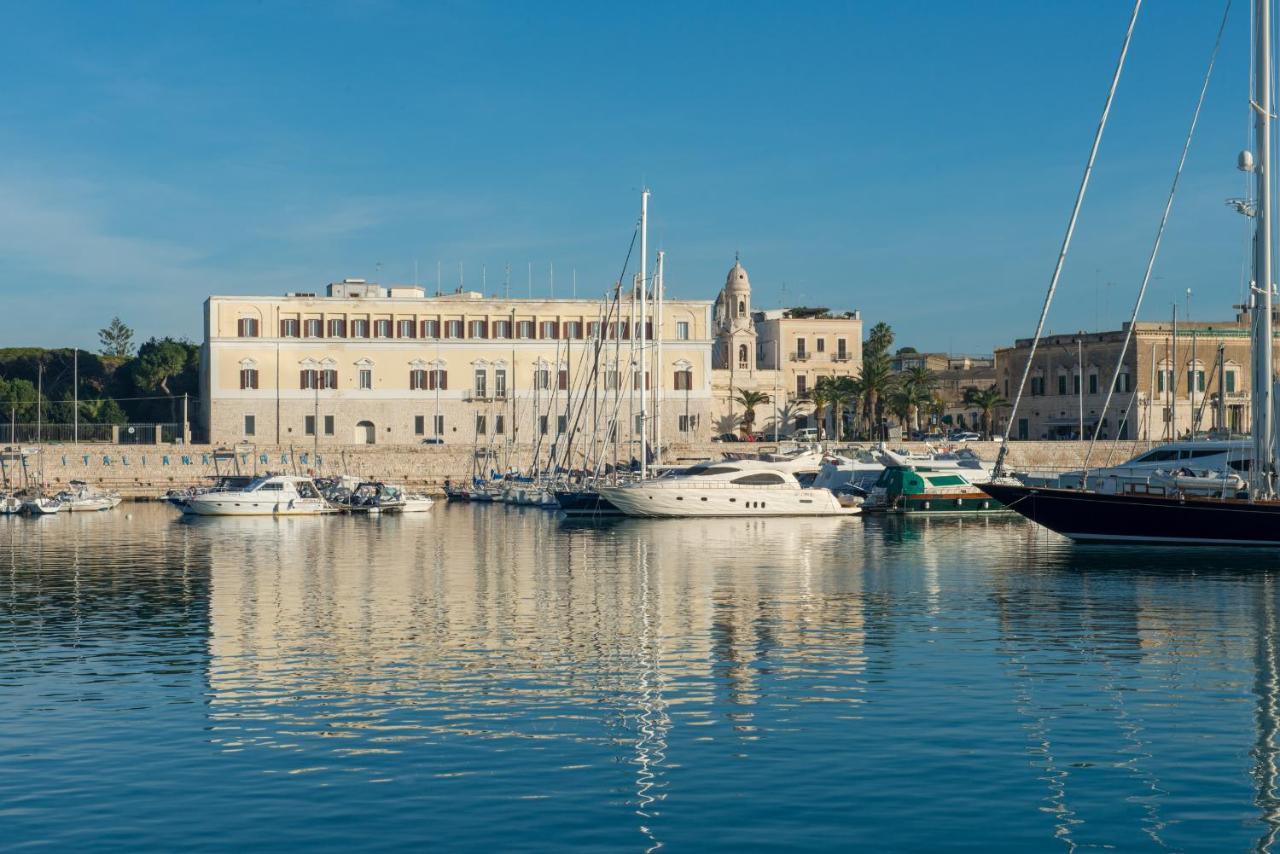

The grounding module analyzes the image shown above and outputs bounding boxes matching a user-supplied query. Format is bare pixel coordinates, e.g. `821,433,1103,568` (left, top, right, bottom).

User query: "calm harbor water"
5,505,1280,851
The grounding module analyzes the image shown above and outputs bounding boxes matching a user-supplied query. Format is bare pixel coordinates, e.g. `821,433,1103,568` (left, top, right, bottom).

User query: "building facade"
994,317,1257,441
202,280,715,450
709,259,863,437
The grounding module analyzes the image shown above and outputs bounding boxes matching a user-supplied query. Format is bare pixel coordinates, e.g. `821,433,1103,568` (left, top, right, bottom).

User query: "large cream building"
201,279,715,449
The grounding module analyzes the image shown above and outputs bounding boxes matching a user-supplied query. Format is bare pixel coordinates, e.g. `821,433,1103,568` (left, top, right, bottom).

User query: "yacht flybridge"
984,0,1280,545
595,460,857,518
184,475,333,516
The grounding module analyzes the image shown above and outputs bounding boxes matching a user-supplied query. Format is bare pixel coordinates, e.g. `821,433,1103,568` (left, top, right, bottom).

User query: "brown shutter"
441,370,448,390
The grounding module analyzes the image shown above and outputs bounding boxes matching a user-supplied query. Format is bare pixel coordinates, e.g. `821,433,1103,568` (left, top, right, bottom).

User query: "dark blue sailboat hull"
980,483,1280,546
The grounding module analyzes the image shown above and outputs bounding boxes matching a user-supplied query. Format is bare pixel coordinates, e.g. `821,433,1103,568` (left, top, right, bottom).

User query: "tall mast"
639,189,650,480
1254,0,1276,497
654,250,665,469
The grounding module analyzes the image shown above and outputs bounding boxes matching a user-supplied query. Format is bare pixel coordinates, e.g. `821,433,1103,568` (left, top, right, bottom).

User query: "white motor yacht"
596,459,858,518
1051,438,1251,496
184,475,333,516
55,481,122,512
812,449,885,494
0,495,22,515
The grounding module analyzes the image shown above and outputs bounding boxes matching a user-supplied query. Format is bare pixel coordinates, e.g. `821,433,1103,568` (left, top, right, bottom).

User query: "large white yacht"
184,475,333,516
1050,438,1250,495
596,460,857,518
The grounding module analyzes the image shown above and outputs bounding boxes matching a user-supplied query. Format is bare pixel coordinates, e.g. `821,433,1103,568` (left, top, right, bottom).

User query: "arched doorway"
355,421,375,444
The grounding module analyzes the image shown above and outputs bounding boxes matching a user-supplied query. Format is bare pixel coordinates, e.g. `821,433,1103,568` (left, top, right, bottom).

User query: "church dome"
724,256,750,293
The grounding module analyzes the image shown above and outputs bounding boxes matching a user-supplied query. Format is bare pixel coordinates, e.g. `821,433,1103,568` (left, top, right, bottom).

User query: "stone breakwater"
1,440,1148,499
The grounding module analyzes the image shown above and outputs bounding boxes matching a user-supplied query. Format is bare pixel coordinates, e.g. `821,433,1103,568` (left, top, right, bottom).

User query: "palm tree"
822,375,859,441
900,365,938,433
963,384,1008,439
734,388,772,438
809,383,833,440
857,355,897,440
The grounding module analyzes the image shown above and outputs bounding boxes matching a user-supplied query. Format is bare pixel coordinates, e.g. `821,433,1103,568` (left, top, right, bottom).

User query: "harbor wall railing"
0,440,1149,499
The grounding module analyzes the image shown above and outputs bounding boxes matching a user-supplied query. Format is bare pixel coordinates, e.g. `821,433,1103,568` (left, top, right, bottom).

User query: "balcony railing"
464,389,509,402
832,353,852,362
790,352,811,362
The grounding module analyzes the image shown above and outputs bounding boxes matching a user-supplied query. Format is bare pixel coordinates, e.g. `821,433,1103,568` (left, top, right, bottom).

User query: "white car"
950,432,982,442
792,428,820,442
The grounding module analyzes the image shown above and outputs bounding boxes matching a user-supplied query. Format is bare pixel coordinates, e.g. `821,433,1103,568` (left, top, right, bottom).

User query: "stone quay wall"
2,440,1149,499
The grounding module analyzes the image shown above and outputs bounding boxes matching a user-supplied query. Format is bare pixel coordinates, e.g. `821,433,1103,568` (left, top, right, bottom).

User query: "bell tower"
714,253,757,372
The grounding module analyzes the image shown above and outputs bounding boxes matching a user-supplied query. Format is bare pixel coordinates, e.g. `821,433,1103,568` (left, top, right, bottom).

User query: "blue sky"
0,0,1258,354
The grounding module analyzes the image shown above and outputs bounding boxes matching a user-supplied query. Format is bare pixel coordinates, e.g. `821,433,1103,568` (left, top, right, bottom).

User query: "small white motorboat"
185,475,334,516
22,496,63,515
55,481,122,512
0,495,23,515
400,493,436,513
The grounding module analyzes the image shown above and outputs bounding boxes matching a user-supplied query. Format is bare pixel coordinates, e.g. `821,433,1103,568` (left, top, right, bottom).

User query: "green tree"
99,317,135,358
865,322,895,360
0,377,40,421
133,338,190,397
857,355,897,440
734,388,772,437
963,384,1008,439
818,375,859,441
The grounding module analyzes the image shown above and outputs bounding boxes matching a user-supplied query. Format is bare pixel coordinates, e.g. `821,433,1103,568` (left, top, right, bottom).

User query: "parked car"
421,437,445,445
949,432,982,442
712,432,741,443
792,428,820,442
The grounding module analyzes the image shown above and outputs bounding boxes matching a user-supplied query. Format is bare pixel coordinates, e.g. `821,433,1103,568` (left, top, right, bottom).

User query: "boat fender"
923,501,930,510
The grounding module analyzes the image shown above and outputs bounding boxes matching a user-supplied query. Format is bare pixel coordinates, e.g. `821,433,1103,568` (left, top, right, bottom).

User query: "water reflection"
9,507,1280,849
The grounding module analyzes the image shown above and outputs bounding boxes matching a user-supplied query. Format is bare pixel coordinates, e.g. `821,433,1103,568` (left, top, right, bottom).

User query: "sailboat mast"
639,189,650,481
1254,0,1276,497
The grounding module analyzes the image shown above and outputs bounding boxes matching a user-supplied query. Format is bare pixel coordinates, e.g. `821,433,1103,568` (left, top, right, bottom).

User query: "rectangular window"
398,319,416,338
796,338,807,359
445,320,463,338
415,415,425,435
280,318,299,337
557,415,567,434
797,375,807,397
351,319,369,338
1227,370,1237,393
474,369,487,398
495,368,507,399
322,369,337,389
605,370,619,390
676,321,690,341
359,369,372,389
679,414,690,432
495,415,505,435
1072,375,1080,394
540,321,559,339
517,321,535,339
1017,418,1028,440
327,319,346,338
632,370,649,391
492,320,512,339
475,415,486,436
324,415,334,436
558,369,569,391
304,319,322,338
816,338,826,353
304,415,316,436
1189,370,1205,392
539,415,548,435
410,369,427,390
564,321,582,339
421,319,440,338
1089,374,1098,395
239,368,259,389
1058,375,1067,395
300,370,316,389
237,318,259,337
244,414,255,436
674,369,692,390
430,368,447,390
635,415,643,435
374,319,392,338
535,369,550,390
433,415,444,435
469,320,487,339
587,321,601,339
837,338,848,359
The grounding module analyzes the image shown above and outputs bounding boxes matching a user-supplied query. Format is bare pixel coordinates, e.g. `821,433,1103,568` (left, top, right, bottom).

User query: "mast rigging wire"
993,0,1143,476
1081,0,1232,473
